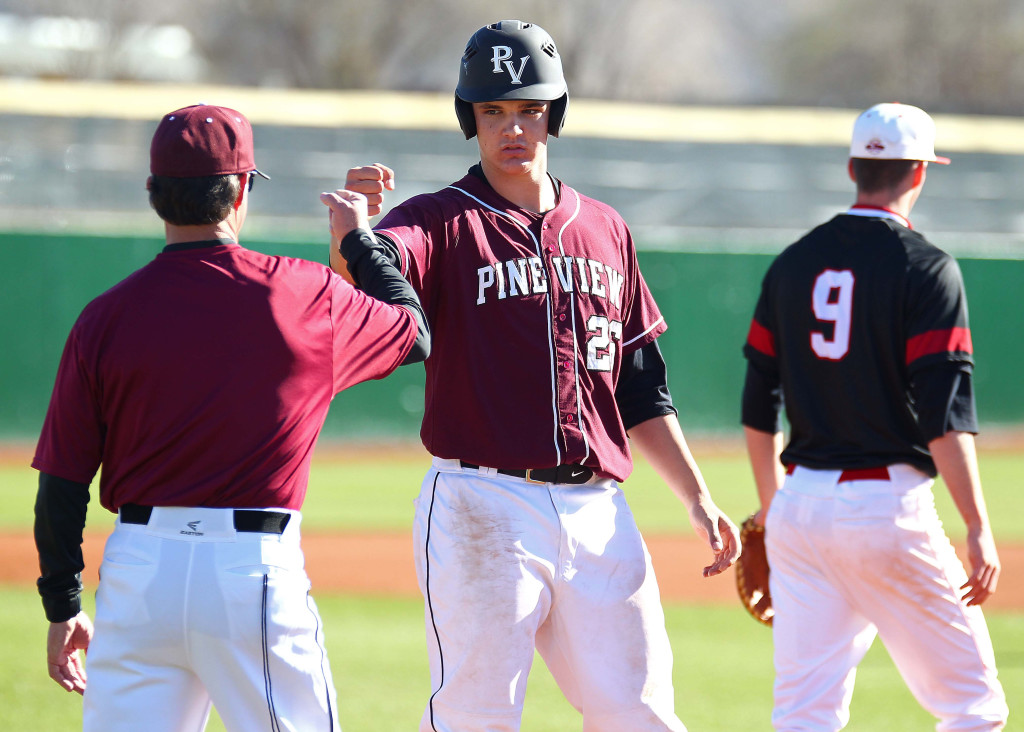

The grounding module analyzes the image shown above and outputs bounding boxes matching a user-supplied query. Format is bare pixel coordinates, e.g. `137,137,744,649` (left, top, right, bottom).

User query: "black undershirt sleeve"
363,231,402,268
338,228,430,365
35,472,90,622
911,362,978,443
615,341,677,431
741,360,784,434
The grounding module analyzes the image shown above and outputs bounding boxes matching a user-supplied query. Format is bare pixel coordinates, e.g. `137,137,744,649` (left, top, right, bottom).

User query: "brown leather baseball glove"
735,514,773,626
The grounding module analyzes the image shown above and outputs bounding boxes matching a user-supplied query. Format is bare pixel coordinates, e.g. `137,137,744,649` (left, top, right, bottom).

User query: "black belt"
119,503,291,534
459,461,595,485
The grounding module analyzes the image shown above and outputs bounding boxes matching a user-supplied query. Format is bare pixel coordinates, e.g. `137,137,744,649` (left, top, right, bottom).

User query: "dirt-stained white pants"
767,464,1007,731
83,506,340,732
413,458,687,732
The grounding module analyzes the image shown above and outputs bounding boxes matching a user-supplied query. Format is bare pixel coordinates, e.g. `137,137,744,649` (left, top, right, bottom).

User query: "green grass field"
2,443,1022,730
5,444,1024,539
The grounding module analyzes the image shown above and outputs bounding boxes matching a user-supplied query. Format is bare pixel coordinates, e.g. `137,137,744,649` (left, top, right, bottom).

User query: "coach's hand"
344,164,395,217
321,189,370,237
321,189,371,281
47,612,93,694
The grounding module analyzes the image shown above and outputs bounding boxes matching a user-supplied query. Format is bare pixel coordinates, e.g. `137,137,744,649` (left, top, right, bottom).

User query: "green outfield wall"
2,232,1021,442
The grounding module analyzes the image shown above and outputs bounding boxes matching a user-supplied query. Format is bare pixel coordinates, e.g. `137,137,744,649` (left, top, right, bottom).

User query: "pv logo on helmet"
490,45,530,84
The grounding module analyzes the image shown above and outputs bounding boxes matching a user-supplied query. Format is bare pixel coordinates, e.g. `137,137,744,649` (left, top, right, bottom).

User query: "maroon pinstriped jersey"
375,170,666,481
743,211,974,474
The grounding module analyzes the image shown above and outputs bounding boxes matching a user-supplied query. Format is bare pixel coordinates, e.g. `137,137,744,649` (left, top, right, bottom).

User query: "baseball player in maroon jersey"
338,19,740,732
32,104,429,731
742,103,1008,730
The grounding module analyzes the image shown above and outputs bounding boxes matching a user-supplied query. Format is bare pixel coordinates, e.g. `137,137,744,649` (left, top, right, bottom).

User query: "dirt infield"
3,529,1023,610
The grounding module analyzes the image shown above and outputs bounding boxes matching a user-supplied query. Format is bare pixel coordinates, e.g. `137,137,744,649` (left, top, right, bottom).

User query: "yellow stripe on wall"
3,78,1022,154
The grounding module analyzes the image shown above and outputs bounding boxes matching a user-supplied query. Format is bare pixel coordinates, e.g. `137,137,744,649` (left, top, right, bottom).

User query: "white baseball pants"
83,506,340,732
412,458,687,732
767,464,1007,731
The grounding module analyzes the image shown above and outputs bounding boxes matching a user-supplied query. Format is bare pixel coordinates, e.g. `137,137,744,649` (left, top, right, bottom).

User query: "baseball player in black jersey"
742,103,1007,730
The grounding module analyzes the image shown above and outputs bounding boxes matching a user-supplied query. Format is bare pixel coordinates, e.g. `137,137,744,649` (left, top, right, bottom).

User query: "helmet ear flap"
548,93,568,137
455,96,476,139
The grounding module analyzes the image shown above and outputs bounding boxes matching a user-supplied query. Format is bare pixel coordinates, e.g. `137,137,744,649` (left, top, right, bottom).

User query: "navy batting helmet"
454,20,569,140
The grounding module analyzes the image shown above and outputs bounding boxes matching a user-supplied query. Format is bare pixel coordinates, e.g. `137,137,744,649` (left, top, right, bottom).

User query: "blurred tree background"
2,0,1022,114
3,0,1024,442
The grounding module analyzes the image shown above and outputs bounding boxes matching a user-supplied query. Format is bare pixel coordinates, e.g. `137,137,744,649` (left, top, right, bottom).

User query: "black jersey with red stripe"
742,212,975,475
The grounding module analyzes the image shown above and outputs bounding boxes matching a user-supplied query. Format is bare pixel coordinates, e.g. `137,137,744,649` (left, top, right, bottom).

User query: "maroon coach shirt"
375,171,666,481
33,241,416,512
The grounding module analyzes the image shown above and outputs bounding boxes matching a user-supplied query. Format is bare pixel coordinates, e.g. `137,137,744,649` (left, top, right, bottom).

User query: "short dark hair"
850,158,919,195
148,174,242,225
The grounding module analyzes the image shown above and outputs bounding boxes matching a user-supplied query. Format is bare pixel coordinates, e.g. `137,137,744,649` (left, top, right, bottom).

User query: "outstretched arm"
326,164,396,284
930,430,999,606
628,414,741,577
321,190,430,365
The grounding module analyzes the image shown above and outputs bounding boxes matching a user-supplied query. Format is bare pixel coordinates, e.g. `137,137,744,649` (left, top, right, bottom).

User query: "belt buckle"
524,469,546,485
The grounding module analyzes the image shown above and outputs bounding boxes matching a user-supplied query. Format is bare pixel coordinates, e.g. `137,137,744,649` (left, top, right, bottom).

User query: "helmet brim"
456,82,568,104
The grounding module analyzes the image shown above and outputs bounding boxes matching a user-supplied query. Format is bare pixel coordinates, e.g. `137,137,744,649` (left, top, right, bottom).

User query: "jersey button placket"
546,231,583,459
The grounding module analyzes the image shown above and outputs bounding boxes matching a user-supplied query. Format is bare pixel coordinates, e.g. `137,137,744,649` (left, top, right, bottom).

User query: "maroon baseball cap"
150,104,270,180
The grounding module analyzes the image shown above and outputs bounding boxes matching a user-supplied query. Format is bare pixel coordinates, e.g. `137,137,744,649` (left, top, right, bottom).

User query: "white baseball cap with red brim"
850,102,950,165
